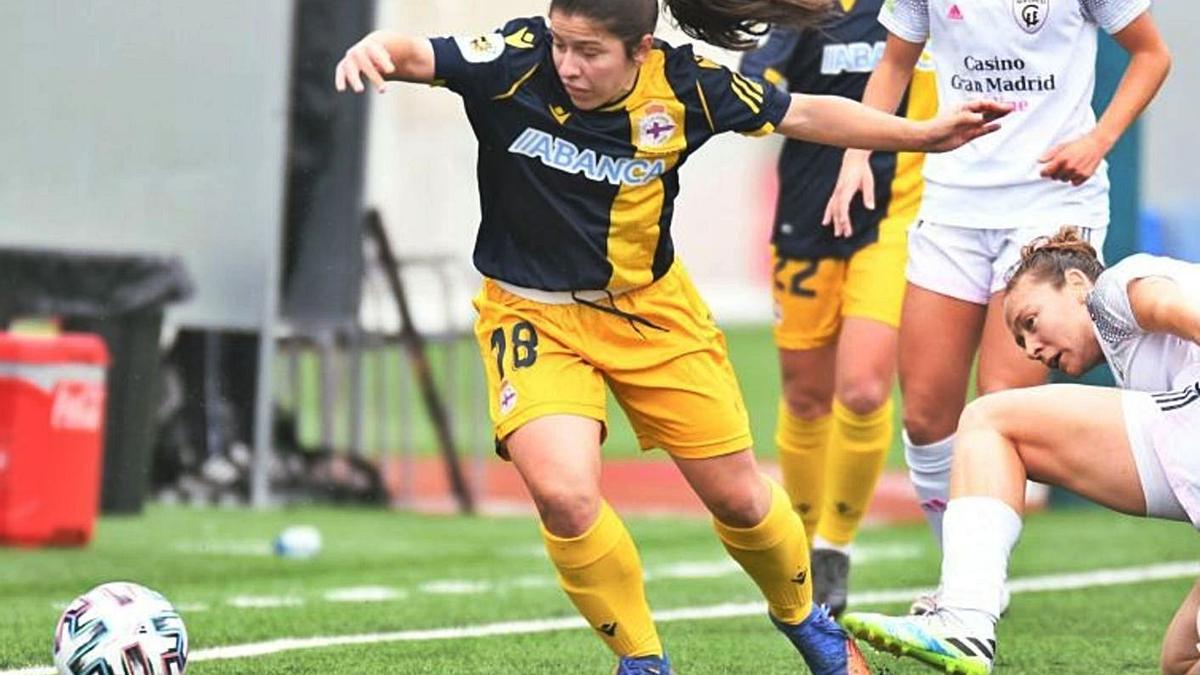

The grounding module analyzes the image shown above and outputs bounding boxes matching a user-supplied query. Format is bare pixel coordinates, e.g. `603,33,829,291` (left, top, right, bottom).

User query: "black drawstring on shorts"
571,289,668,340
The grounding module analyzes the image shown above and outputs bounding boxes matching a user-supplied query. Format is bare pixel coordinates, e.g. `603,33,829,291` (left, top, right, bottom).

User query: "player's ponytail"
663,0,834,50
1005,226,1105,291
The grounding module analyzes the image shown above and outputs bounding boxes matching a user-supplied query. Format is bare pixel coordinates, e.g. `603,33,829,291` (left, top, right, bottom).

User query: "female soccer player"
739,3,937,618
335,1,1006,672
824,0,1170,563
841,228,1200,675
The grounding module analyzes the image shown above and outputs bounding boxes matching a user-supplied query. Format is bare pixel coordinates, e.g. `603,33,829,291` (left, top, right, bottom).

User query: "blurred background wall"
0,0,294,331
1141,1,1200,257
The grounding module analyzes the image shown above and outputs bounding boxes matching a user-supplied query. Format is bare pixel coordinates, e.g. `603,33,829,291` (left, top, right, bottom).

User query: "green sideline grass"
2,505,1197,673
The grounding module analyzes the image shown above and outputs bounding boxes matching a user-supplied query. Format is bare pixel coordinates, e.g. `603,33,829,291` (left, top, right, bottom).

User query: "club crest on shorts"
1013,0,1049,34
457,32,505,63
499,380,518,416
638,104,677,149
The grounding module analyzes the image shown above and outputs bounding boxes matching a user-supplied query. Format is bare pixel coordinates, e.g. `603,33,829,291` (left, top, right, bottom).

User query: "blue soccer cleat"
773,604,872,674
614,653,672,675
841,610,994,675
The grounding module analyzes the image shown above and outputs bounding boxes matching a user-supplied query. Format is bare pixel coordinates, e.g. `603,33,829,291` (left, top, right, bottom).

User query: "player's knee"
1160,654,1198,675
781,379,832,420
705,483,769,528
836,378,890,416
958,397,1000,434
535,489,601,538
902,401,958,445
958,394,1017,439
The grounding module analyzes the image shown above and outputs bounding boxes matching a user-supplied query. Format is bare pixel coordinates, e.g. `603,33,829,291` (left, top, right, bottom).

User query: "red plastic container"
0,333,109,547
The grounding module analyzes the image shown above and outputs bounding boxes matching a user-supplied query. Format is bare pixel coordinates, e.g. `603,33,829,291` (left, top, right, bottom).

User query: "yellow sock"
775,401,832,536
816,397,894,547
541,501,662,658
713,476,813,624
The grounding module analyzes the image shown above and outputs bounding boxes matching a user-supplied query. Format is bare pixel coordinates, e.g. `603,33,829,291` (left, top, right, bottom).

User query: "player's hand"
919,100,1013,153
335,36,395,94
822,149,874,238
1039,132,1112,185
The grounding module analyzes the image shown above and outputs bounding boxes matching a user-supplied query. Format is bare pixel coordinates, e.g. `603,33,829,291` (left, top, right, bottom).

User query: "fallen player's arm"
1128,277,1200,345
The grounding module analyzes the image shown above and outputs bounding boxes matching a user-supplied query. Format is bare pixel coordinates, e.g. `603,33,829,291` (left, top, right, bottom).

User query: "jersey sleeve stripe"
729,83,762,115
730,73,766,103
740,121,776,137
491,63,541,101
694,82,717,132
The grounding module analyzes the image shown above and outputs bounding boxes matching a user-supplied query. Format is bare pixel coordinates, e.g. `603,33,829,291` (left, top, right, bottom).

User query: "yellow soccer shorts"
473,262,752,460
772,216,908,351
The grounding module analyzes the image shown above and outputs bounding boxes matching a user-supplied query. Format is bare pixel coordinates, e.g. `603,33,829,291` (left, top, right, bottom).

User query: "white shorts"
907,222,1109,305
1122,387,1198,526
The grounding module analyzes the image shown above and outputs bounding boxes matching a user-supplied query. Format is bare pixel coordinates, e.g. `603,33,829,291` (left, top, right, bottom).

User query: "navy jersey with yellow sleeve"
740,0,937,260
428,17,789,292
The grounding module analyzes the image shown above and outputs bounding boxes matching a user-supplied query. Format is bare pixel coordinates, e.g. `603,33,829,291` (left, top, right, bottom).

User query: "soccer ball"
53,582,188,675
273,524,322,559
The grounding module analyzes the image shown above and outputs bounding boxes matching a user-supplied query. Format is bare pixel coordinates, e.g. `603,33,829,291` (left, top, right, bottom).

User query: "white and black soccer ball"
53,582,188,675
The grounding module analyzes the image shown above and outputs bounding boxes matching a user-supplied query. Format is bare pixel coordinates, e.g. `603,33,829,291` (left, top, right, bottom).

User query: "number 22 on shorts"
774,258,818,298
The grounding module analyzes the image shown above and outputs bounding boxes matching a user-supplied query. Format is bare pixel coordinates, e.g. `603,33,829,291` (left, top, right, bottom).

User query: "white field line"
6,560,1197,674
78,544,920,615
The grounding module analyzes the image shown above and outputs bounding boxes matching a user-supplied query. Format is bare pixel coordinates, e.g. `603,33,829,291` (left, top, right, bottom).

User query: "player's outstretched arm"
1128,277,1200,346
777,94,1011,154
335,31,436,93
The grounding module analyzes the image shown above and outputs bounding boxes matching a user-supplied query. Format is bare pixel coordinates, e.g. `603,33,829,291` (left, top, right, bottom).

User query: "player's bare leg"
1161,577,1200,675
508,415,668,672
898,284,985,544
844,385,1148,674
799,317,897,617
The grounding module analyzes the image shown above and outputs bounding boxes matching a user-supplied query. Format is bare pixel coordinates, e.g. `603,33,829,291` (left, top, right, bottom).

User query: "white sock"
939,497,1022,633
812,535,851,555
904,431,954,548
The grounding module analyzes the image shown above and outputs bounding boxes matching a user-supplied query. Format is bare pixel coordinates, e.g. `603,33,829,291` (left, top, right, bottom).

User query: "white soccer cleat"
842,608,995,675
909,586,1010,617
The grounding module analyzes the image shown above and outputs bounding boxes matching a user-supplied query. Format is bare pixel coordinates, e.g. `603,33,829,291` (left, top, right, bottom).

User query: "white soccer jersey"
1087,254,1200,392
879,0,1149,229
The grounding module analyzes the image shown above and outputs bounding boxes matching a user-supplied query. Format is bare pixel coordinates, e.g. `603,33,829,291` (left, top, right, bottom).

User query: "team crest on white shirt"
1013,0,1050,34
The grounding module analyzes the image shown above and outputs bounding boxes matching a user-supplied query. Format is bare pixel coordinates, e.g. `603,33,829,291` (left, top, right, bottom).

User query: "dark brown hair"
663,0,835,50
1005,226,1106,292
548,0,660,56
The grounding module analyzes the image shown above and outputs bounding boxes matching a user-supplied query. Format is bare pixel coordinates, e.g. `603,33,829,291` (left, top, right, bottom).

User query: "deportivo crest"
499,380,518,416
1013,0,1049,34
638,105,677,148
457,32,505,63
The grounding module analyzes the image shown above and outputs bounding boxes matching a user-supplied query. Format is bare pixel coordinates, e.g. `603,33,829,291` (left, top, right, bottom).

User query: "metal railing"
274,244,490,511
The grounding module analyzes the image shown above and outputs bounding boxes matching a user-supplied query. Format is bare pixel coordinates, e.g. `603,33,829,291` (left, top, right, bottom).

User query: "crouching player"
841,227,1200,675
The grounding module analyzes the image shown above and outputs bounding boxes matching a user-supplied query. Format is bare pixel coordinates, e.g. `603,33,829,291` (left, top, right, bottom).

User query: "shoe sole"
841,616,989,675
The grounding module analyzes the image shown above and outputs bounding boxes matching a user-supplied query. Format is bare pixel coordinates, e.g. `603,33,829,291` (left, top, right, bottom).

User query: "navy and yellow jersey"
428,17,789,292
740,0,938,260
